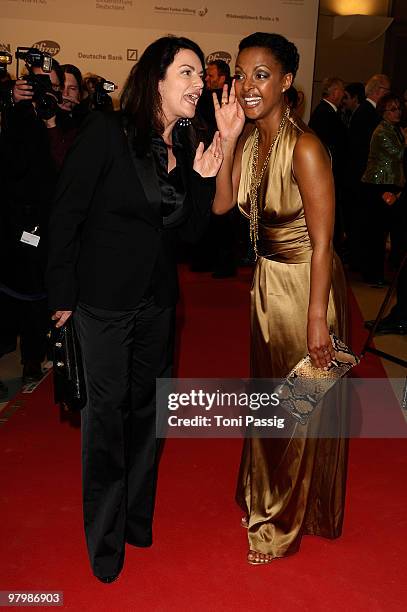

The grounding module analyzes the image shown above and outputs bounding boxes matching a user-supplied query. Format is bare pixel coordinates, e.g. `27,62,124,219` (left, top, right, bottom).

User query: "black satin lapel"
177,145,189,209
125,126,161,215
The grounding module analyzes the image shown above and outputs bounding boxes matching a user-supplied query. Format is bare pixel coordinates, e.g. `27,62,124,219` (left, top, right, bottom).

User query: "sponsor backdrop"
1,0,319,119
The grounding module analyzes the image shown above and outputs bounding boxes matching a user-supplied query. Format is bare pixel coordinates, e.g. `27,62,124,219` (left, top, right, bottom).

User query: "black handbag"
52,318,87,411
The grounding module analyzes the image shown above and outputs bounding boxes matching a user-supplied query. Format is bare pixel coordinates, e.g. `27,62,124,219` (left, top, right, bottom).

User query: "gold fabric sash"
257,225,313,263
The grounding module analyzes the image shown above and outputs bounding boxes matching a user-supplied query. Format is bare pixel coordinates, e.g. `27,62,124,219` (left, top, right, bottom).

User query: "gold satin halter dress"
236,114,349,558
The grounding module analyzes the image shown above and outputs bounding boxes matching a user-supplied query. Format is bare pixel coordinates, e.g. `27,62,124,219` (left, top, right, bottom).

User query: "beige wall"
312,0,391,110
0,0,320,121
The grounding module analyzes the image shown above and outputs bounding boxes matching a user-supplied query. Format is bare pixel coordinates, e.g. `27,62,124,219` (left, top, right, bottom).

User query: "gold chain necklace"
249,105,290,256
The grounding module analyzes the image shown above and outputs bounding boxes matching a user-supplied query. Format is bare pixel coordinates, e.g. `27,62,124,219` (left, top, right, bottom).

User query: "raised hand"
193,130,223,177
12,79,34,103
213,81,245,144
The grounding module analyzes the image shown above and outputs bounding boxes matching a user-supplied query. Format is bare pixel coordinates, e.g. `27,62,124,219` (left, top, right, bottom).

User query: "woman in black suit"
47,36,222,583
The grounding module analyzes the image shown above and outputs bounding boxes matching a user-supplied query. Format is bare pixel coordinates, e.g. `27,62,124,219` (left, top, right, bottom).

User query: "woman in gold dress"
213,32,349,564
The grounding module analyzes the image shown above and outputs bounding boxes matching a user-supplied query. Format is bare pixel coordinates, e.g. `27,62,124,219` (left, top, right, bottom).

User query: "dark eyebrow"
179,63,204,77
235,64,271,71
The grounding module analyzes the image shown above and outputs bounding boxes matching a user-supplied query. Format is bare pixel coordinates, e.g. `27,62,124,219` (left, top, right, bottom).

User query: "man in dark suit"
309,77,346,164
309,77,347,248
195,60,237,278
341,82,365,127
198,60,231,137
347,74,390,184
345,74,391,273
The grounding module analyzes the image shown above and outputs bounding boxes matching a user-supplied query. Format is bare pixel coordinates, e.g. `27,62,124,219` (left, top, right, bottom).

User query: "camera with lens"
85,76,116,111
23,73,62,119
15,46,53,73
15,47,62,119
0,50,13,112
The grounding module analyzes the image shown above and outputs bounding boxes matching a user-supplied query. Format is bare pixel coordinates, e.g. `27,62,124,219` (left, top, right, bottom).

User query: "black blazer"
346,100,380,184
309,99,347,185
47,111,215,311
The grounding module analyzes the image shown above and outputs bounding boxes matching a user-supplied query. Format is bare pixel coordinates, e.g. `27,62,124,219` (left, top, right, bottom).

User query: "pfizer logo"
32,40,61,56
205,51,232,65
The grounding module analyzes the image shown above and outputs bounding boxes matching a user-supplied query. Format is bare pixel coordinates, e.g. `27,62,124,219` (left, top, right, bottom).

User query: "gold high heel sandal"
247,550,273,565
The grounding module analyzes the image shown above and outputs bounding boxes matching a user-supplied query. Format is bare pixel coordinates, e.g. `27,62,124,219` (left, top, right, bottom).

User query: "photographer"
0,52,13,132
82,73,115,112
59,64,83,114
0,53,84,384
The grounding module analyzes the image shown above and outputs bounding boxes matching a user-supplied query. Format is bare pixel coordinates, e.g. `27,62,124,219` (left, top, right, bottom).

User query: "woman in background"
361,93,406,282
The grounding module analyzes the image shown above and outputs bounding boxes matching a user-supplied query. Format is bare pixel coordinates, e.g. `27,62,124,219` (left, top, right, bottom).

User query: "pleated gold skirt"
236,254,349,557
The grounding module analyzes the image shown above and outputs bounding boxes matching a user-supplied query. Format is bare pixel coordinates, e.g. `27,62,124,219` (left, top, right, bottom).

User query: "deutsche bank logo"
127,49,138,61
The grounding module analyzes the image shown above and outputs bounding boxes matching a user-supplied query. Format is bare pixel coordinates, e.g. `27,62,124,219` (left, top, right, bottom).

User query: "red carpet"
1,266,406,611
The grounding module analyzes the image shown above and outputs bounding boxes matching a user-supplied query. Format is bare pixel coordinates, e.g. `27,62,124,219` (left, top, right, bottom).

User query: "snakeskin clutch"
275,335,360,425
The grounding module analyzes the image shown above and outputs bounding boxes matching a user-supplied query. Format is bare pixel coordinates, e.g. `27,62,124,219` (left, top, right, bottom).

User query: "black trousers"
391,199,407,322
0,291,49,362
391,258,407,322
74,296,175,578
360,182,399,281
